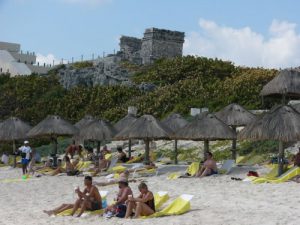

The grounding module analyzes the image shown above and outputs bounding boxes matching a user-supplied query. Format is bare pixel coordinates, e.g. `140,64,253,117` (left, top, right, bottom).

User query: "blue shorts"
21,158,29,165
206,170,218,176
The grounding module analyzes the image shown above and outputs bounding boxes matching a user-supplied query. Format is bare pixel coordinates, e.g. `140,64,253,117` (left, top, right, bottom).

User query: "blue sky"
1,0,300,68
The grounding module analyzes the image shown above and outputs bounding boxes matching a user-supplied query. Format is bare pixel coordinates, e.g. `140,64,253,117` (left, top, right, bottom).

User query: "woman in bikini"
125,182,155,218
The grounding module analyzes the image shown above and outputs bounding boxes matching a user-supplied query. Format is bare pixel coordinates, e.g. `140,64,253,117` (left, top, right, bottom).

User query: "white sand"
0,165,299,225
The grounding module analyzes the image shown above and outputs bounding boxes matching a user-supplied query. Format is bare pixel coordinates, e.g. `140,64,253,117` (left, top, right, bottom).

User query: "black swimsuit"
145,198,155,212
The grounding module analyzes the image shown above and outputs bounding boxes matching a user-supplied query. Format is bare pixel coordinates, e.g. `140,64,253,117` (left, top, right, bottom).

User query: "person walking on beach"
19,140,32,175
125,182,155,218
43,176,102,217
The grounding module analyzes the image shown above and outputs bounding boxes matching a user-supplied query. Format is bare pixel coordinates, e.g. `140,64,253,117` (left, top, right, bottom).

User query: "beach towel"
76,161,92,171
144,194,193,218
110,165,127,173
56,191,109,216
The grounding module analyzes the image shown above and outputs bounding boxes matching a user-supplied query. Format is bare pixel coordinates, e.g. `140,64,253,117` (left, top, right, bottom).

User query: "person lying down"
94,170,138,186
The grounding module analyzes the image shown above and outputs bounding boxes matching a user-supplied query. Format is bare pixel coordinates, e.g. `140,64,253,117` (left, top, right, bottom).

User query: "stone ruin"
58,28,185,89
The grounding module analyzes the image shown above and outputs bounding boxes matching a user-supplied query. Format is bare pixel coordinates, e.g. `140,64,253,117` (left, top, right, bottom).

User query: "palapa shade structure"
260,69,300,102
73,115,96,144
291,103,300,113
174,113,236,160
162,113,188,164
114,115,172,163
74,115,96,129
238,105,300,175
114,114,137,158
79,119,116,155
215,103,256,161
28,115,78,166
0,117,32,167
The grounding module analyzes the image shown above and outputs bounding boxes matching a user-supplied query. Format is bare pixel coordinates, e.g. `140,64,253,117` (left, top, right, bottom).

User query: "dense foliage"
0,56,278,125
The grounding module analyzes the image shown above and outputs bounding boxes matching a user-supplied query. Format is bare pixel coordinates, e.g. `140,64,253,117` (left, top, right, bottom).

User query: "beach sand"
0,165,299,225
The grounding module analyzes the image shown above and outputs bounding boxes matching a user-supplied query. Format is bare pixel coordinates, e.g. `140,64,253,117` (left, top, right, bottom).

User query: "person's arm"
76,188,87,199
133,192,153,203
114,189,129,205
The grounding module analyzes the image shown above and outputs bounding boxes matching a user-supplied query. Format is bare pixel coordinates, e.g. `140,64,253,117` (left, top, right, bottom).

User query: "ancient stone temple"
58,28,185,88
119,28,185,65
140,28,185,64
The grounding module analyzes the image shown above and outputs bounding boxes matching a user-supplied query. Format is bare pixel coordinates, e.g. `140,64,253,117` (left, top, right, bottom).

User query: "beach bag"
247,171,259,177
115,204,127,218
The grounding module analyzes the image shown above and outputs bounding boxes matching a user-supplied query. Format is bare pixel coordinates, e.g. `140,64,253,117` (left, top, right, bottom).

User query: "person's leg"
77,199,92,217
134,202,154,218
53,204,74,215
43,204,73,215
25,162,28,174
22,164,26,175
71,199,82,216
125,201,136,218
200,168,212,177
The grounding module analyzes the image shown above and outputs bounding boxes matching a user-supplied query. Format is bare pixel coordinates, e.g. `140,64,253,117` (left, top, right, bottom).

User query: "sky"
1,0,300,68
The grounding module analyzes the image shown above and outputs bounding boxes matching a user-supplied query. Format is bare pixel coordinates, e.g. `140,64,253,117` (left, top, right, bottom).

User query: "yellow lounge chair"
252,166,300,184
144,194,193,218
167,162,199,180
154,191,170,210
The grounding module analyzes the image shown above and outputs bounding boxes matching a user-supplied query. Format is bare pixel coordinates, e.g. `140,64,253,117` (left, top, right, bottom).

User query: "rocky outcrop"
58,55,132,89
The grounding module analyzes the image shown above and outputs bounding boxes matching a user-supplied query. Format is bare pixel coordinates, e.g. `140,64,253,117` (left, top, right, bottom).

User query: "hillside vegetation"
0,56,278,125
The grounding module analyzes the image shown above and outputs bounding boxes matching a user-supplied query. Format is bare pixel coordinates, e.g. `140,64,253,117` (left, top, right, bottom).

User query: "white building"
0,41,51,76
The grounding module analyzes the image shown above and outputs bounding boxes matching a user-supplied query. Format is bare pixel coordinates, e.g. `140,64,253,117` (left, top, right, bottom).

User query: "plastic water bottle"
102,197,107,208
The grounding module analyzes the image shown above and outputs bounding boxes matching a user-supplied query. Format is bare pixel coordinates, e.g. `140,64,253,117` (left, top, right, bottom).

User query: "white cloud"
184,19,300,68
36,53,61,66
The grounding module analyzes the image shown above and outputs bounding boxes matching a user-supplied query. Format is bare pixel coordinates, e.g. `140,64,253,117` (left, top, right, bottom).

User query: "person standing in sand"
125,182,155,218
18,140,32,175
43,176,102,217
196,152,218,177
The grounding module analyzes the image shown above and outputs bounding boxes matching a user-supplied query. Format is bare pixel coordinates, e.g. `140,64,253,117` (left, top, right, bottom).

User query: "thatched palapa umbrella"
74,115,96,145
238,105,300,175
28,115,78,166
162,113,188,164
114,114,137,158
215,103,256,161
114,115,172,163
260,69,300,103
174,113,236,160
74,115,96,129
79,119,116,155
0,117,32,167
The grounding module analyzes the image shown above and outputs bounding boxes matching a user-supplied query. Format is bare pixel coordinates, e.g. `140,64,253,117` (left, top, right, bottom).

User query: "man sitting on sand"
196,152,218,177
105,178,133,215
117,146,128,163
43,176,102,217
125,182,155,218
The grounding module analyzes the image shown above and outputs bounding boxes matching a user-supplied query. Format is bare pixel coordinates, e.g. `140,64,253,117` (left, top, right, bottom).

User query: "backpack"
115,204,127,218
